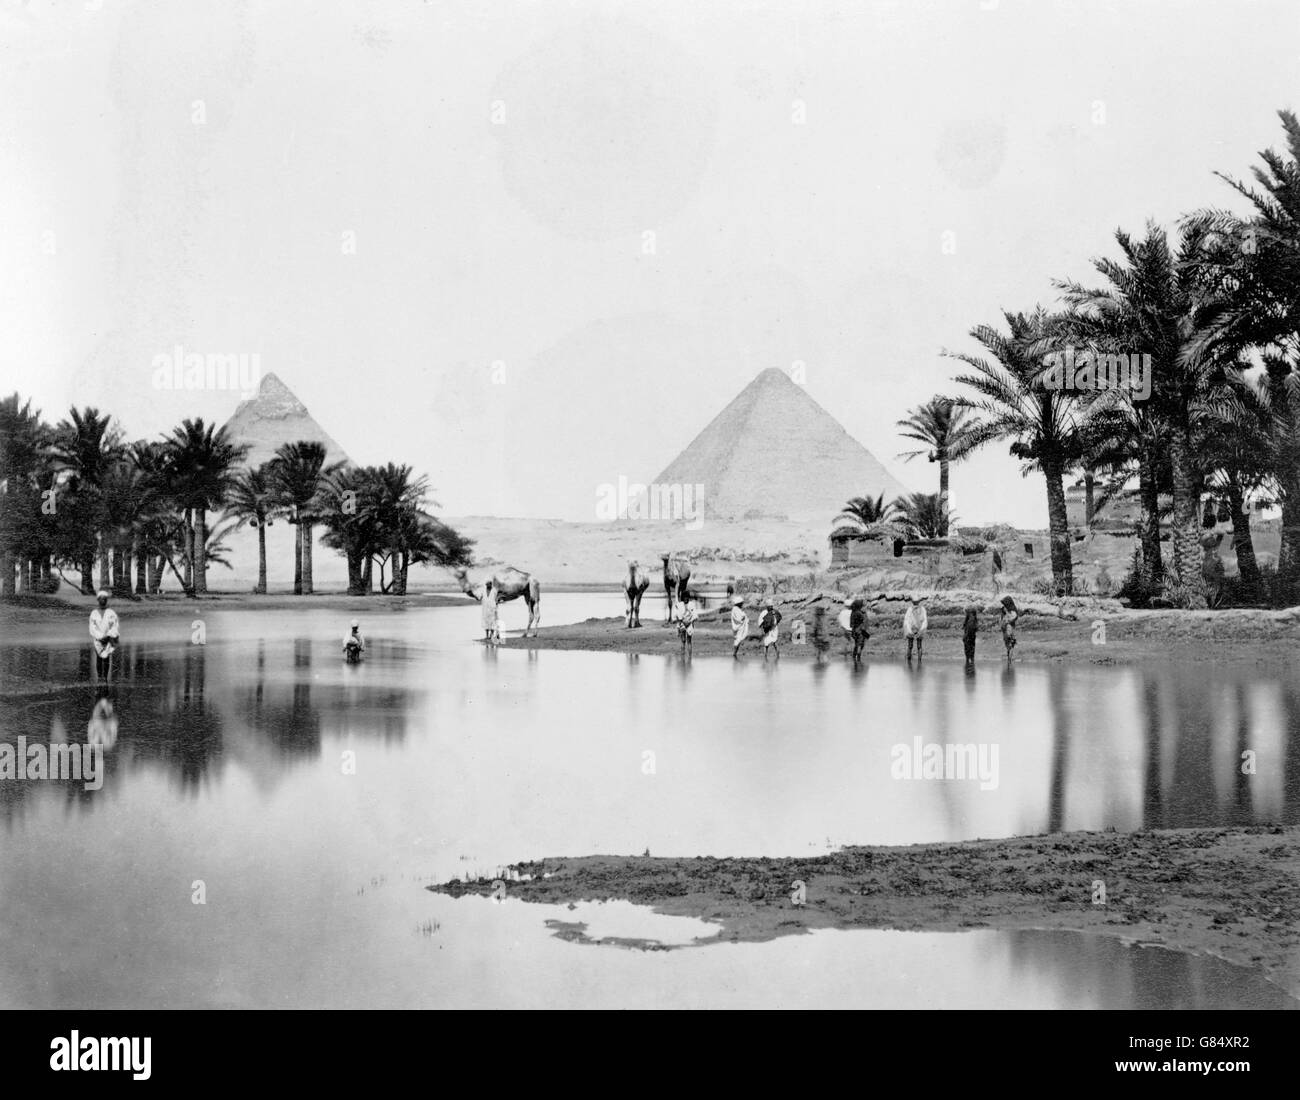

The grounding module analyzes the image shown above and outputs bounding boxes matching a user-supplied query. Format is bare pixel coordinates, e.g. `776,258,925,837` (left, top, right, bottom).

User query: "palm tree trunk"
182,509,193,590
147,554,162,594
394,551,408,596
2,552,14,596
113,538,131,598
80,555,94,595
256,523,267,594
1043,458,1073,595
1278,467,1300,605
1084,470,1096,526
1168,429,1206,607
938,458,950,537
346,549,362,595
194,507,208,595
301,520,314,595
1138,452,1163,590
98,532,110,591
1225,479,1261,602
135,538,147,595
18,557,30,593
292,520,303,595
362,554,372,594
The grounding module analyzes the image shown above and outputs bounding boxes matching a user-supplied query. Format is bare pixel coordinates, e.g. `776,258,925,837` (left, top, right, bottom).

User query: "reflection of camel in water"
623,560,650,628
660,554,690,623
454,566,541,637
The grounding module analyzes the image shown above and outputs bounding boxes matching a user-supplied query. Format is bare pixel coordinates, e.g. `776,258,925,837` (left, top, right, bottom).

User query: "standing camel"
660,554,691,623
623,560,651,628
454,566,542,637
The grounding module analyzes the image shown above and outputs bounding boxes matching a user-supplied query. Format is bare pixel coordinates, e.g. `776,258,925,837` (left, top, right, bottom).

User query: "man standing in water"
758,599,782,662
343,619,366,661
729,596,749,659
677,593,697,658
88,590,120,684
849,598,870,666
962,605,980,665
999,595,1018,659
903,595,928,662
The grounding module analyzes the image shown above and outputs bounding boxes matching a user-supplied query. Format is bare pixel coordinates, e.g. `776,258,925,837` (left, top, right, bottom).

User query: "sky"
2,0,1297,527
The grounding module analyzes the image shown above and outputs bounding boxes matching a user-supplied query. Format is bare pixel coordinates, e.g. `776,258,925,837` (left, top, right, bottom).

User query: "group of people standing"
729,591,1022,667
728,596,784,661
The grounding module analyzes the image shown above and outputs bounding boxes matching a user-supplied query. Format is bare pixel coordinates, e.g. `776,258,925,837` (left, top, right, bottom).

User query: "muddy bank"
429,826,1300,999
504,591,1300,670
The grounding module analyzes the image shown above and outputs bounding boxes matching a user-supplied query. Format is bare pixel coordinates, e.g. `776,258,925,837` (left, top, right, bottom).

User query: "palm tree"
895,397,980,535
226,464,279,594
948,307,1086,595
892,491,952,540
834,492,899,534
163,419,249,595
48,406,122,593
1186,110,1300,600
268,441,341,595
0,394,51,595
99,457,164,598
1058,224,1224,606
319,466,380,595
1196,375,1275,601
367,463,430,595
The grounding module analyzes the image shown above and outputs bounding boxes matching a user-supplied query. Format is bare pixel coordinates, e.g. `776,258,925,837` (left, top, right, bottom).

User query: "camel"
660,553,691,623
623,560,651,628
454,566,541,637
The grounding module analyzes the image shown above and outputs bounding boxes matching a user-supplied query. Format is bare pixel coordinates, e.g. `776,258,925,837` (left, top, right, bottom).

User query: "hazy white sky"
2,0,1296,526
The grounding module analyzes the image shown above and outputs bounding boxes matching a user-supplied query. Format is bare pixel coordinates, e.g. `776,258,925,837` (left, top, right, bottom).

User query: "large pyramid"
653,368,908,523
220,373,352,470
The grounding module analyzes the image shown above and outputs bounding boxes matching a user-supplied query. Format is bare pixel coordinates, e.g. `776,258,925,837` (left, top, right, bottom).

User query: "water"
1,594,1296,1008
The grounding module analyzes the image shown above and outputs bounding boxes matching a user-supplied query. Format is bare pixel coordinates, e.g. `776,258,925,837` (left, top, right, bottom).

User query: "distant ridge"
653,368,908,523
220,373,351,470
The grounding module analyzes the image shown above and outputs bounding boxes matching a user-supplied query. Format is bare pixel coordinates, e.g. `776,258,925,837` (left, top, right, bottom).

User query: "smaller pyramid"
653,368,908,523
220,373,352,471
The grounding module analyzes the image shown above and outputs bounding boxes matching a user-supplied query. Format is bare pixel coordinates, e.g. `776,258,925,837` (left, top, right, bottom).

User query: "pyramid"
653,368,908,523
220,373,352,471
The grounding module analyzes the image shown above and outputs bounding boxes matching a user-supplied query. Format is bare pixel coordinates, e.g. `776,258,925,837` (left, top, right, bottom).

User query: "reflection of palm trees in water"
1231,683,1253,825
1047,666,1070,834
166,648,224,792
1167,673,1216,827
1284,681,1300,826
1001,929,1290,1008
1140,675,1163,830
236,638,322,759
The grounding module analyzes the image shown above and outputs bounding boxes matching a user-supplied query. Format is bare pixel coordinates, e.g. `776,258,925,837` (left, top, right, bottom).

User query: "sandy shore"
429,826,1300,999
501,592,1300,670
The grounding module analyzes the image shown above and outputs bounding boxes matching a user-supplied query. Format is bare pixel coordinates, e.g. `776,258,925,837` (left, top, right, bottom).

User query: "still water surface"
1,594,1295,1007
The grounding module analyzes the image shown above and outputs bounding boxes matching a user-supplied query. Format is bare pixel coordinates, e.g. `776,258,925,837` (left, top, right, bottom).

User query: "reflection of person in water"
88,590,120,683
87,692,118,751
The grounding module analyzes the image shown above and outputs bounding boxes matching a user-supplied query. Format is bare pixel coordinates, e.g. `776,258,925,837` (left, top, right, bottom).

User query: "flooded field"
1,595,1296,1007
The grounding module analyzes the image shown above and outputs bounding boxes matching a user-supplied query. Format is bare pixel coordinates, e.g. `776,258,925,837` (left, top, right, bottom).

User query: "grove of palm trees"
0,403,472,600
861,110,1300,611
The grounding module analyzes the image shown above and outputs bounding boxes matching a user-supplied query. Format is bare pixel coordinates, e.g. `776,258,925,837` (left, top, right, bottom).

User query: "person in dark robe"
850,598,870,666
962,605,979,664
